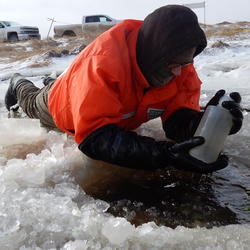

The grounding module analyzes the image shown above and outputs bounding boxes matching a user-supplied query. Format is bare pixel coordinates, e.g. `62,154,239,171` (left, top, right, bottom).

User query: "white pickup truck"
0,21,41,42
54,14,120,37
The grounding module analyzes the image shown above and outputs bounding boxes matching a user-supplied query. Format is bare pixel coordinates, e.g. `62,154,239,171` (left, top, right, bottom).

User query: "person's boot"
42,71,57,86
5,73,25,111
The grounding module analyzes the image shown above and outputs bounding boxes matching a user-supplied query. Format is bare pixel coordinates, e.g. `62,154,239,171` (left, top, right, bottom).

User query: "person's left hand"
165,136,229,173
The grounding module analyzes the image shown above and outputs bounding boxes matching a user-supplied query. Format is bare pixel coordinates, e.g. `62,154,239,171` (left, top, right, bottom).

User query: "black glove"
165,136,228,173
163,108,203,142
206,89,243,134
79,124,228,173
205,89,226,107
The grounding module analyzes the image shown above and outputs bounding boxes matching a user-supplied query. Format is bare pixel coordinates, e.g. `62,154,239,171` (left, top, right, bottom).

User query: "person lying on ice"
5,5,243,173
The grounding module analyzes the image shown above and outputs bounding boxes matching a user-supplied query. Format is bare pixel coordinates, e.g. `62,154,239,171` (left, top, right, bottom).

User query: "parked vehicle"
54,14,121,37
0,21,41,42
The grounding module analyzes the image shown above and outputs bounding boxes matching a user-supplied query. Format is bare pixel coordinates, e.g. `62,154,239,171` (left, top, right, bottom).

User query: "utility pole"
47,17,55,39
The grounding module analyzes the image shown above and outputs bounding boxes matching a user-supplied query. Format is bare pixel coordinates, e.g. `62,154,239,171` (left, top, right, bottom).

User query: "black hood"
136,5,207,78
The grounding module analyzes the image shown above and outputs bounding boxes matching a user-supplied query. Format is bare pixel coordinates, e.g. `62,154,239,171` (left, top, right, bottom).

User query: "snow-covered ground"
0,27,249,249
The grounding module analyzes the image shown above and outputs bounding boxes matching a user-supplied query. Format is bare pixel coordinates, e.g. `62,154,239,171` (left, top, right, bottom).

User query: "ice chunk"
102,217,135,245
0,118,46,146
62,240,88,250
4,158,45,186
0,216,20,234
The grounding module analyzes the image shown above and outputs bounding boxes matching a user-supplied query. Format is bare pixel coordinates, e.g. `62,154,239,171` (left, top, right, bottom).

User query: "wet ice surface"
0,36,250,249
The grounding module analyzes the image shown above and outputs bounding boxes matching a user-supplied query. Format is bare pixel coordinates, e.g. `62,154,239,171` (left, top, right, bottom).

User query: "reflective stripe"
147,108,165,119
122,111,136,119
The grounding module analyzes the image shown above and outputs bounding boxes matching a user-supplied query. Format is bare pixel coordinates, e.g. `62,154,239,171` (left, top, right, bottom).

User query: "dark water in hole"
84,148,250,229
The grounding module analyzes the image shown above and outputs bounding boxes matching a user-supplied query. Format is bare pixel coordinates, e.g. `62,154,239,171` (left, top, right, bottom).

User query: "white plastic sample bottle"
189,95,234,163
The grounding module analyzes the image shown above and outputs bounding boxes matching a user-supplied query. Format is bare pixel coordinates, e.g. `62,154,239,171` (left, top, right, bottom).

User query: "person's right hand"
163,137,229,173
222,92,243,134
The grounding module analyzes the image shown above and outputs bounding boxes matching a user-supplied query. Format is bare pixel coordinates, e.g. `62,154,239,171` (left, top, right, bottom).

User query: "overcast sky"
1,0,250,38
